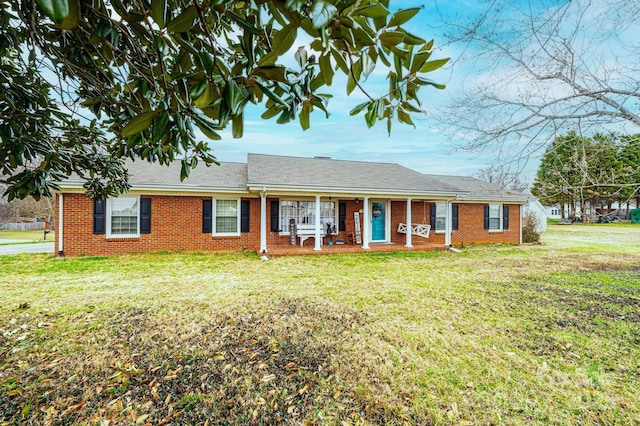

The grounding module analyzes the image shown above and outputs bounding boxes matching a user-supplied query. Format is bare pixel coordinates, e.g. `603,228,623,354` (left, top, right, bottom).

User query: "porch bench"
295,224,325,246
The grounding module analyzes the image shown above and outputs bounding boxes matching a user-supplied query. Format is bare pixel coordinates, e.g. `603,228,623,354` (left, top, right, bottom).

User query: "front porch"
257,241,450,257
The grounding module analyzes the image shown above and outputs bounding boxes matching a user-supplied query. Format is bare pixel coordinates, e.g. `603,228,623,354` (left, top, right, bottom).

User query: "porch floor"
258,241,450,257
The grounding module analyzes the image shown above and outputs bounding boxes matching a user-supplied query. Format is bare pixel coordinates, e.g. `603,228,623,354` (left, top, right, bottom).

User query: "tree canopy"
1,0,448,200
531,132,640,218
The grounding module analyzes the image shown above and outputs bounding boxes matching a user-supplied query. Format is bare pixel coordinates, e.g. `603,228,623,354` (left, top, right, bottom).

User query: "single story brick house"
54,154,530,256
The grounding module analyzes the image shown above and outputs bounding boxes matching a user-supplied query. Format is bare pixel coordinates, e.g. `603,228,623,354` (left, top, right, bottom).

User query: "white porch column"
58,193,64,255
362,197,370,249
444,199,452,246
260,191,267,253
405,198,413,248
519,204,523,244
314,195,322,251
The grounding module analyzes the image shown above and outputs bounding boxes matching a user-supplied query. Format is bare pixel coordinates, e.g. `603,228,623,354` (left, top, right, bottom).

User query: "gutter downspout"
405,198,412,248
314,195,321,251
260,188,267,253
519,203,523,244
362,197,370,249
57,193,64,255
444,197,456,246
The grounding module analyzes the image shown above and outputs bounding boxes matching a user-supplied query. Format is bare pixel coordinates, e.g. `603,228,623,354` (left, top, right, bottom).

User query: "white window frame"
435,202,446,233
213,198,241,236
278,199,338,235
488,203,503,232
106,196,140,238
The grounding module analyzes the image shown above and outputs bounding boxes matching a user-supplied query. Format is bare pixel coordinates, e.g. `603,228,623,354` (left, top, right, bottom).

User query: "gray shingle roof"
127,160,247,190
59,154,528,202
63,160,247,191
246,153,460,193
428,175,527,200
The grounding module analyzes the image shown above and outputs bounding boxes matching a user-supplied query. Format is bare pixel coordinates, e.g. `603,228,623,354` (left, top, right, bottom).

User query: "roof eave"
247,183,466,197
59,181,248,194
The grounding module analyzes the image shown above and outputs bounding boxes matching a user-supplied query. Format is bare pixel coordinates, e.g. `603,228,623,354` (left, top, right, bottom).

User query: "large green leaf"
167,6,198,33
294,46,308,68
284,0,305,11
379,31,405,47
253,66,287,82
319,54,334,86
227,11,261,35
388,7,421,27
36,0,69,22
349,101,369,116
254,81,288,107
121,111,159,136
223,80,247,115
356,3,389,19
37,0,80,29
194,84,217,109
150,0,167,28
232,114,243,138
272,24,297,55
310,1,338,29
299,102,310,130
193,114,221,140
410,50,431,74
419,58,450,73
397,109,415,127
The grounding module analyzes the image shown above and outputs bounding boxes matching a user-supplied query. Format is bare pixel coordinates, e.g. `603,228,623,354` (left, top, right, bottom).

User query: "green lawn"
1,224,639,425
0,229,54,244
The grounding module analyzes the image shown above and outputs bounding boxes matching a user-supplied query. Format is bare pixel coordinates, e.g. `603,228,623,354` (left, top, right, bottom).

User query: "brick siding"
57,194,520,256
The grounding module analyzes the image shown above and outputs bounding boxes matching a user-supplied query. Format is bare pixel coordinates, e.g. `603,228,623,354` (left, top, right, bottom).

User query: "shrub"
522,212,541,243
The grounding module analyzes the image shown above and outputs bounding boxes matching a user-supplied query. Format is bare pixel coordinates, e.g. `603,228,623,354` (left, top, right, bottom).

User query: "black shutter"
503,205,510,230
270,200,280,232
452,204,459,231
429,203,436,227
93,199,105,235
140,198,151,234
484,205,490,230
202,199,212,233
339,202,347,231
241,200,250,233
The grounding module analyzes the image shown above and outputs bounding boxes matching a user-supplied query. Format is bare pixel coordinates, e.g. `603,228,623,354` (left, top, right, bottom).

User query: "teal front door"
371,202,386,241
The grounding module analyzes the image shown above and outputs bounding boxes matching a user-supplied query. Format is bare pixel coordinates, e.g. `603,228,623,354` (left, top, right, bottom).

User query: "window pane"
110,198,138,235
299,201,315,224
279,201,337,233
216,200,238,233
216,216,237,233
435,202,446,231
489,204,501,230
280,201,296,231
321,202,336,233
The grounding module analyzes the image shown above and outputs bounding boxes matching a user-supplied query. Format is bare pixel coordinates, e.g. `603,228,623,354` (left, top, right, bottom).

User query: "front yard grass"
0,224,639,425
0,230,54,244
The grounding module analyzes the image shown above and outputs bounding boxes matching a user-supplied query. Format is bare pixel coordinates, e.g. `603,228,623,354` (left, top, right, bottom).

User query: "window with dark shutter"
484,205,490,230
270,200,279,232
140,198,151,234
503,205,510,230
452,204,459,231
93,199,105,235
429,203,436,227
339,202,346,232
241,200,250,233
202,199,212,233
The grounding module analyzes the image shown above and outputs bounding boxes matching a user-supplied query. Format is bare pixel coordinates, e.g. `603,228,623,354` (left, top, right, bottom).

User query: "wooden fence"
0,222,45,231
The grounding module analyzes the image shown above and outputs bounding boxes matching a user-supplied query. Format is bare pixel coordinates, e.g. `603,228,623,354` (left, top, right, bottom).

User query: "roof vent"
314,156,332,160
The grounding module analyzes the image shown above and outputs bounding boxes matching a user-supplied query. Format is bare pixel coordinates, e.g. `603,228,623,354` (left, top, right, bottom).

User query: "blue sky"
189,1,638,181
208,1,501,177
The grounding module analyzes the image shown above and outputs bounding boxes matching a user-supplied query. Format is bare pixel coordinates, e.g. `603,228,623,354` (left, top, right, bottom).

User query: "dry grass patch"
1,223,640,425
